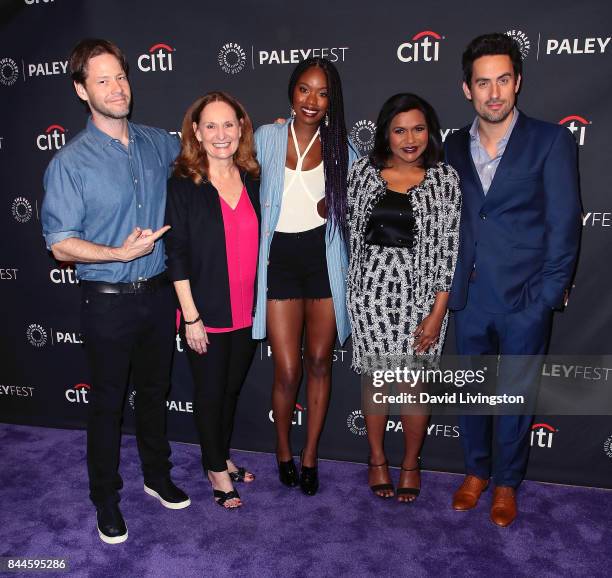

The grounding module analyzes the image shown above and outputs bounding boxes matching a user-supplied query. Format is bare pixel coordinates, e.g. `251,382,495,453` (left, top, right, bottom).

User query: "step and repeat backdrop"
1,0,611,487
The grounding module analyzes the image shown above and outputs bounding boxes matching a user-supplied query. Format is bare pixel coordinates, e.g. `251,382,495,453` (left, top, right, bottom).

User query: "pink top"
206,187,258,333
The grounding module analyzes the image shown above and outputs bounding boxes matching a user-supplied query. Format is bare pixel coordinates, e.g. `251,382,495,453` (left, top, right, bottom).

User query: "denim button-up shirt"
42,118,179,283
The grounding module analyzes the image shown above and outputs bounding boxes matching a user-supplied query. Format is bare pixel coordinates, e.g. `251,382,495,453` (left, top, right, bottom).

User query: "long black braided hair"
287,57,349,240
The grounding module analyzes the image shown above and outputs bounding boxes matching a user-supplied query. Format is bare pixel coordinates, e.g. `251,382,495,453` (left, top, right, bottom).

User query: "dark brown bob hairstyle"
173,91,259,183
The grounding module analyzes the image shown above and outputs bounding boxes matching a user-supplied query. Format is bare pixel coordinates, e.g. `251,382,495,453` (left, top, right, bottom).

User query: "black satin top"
364,189,416,248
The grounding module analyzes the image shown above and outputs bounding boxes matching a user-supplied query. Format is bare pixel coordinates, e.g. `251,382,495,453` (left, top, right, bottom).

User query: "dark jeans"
184,327,256,472
81,283,175,506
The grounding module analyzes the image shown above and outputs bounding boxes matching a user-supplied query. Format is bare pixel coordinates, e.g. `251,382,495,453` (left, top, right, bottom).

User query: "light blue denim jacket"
252,120,359,344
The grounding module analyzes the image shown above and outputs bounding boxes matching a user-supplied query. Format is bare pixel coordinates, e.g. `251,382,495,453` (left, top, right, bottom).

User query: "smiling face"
193,100,242,162
74,53,131,120
387,108,429,167
463,54,520,124
291,65,329,127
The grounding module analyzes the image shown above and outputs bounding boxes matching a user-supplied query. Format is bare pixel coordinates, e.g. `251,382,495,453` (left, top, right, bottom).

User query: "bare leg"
398,412,429,503
267,299,305,462
365,413,394,498
301,298,337,467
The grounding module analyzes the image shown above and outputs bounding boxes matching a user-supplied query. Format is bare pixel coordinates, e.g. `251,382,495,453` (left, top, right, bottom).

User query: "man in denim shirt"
42,39,189,545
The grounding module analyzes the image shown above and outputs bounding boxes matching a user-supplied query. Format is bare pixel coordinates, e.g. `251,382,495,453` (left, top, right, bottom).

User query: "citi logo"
546,36,610,55
0,57,19,86
530,423,557,448
559,115,590,146
66,383,90,404
12,196,33,223
37,124,66,151
270,403,305,426
50,265,78,284
26,323,48,347
138,43,174,72
397,31,442,63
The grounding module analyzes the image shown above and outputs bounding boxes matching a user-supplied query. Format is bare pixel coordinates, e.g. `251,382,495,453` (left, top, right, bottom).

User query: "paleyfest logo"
137,43,174,72
546,36,611,56
218,43,247,75
397,30,443,63
0,57,19,86
128,389,193,413
559,115,590,146
604,435,612,459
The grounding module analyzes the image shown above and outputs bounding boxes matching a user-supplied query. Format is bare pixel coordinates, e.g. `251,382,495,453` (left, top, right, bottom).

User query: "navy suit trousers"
454,278,553,487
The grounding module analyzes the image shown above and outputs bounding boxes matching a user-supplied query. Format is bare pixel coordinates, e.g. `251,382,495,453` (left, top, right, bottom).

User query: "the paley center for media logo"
0,57,19,86
506,29,530,59
350,120,377,155
12,197,33,223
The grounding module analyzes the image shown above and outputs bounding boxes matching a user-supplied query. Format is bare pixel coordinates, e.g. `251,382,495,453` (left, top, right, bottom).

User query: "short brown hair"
69,38,129,84
174,92,260,183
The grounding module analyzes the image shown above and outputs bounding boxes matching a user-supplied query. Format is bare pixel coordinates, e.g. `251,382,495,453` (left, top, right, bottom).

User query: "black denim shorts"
267,225,332,300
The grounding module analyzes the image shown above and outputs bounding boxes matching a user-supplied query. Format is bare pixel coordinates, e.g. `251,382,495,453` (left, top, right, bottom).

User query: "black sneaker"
96,502,128,544
144,478,191,509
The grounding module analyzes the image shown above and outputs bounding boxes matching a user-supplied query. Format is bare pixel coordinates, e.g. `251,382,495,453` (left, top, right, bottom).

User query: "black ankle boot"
277,458,298,487
299,451,319,496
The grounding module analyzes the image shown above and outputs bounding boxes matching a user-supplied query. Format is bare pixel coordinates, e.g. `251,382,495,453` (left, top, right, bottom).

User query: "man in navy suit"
445,33,581,526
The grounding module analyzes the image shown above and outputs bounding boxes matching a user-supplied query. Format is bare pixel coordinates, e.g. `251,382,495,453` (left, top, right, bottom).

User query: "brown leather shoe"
490,486,517,527
452,475,489,510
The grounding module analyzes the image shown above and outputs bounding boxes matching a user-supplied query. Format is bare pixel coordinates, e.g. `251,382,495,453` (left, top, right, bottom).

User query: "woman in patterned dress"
346,93,461,502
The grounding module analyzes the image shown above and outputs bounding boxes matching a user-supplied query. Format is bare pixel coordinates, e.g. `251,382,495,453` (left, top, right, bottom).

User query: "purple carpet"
1,423,610,577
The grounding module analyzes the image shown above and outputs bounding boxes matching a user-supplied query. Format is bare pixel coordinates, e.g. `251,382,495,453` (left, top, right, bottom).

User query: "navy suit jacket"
445,112,581,313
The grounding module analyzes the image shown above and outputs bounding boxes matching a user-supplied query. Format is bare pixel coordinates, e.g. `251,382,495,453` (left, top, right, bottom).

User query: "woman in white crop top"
254,57,357,496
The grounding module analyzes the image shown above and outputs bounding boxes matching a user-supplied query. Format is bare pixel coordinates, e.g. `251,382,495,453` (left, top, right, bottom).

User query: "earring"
324,113,329,127
290,107,296,119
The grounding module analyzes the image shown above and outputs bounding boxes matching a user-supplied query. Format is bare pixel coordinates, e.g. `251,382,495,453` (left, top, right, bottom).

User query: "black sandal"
397,458,421,504
228,467,255,483
368,458,395,498
213,488,242,508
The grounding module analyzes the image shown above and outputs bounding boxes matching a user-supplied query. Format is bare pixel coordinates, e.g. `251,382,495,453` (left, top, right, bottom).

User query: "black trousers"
184,327,256,472
81,283,175,506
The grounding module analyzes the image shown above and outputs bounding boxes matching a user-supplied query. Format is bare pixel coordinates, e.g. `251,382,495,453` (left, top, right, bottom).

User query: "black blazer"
164,171,261,327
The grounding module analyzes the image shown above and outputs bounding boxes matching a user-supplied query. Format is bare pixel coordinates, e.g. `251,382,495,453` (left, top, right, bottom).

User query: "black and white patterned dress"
346,157,462,374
